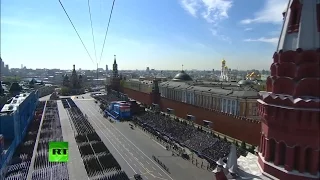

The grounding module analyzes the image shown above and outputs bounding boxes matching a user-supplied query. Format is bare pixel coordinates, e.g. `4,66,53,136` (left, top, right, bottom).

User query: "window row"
159,87,240,116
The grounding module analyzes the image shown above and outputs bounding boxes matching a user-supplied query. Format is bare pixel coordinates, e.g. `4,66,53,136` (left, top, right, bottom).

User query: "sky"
1,0,288,70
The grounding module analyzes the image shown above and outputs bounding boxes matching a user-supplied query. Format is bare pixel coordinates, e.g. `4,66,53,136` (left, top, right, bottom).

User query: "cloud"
179,0,233,42
240,0,287,25
244,37,278,45
210,28,231,43
244,28,252,31
200,0,233,24
180,0,200,17
180,0,232,25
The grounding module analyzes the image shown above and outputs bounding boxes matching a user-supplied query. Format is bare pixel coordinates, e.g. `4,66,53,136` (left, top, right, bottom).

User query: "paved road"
75,99,214,180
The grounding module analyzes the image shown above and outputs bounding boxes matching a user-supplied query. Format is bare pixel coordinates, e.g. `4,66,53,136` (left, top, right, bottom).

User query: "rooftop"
159,81,259,98
1,93,30,113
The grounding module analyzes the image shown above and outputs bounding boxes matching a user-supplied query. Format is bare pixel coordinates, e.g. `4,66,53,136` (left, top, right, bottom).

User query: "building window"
248,103,253,116
252,103,258,116
287,0,302,33
227,100,231,113
223,99,227,112
206,96,209,108
237,102,240,115
317,4,320,32
211,97,215,109
232,100,236,115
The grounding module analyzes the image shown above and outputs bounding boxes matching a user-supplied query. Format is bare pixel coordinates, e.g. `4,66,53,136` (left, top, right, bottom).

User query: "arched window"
278,142,286,165
287,0,302,33
305,148,312,173
294,146,301,170
259,135,264,153
269,139,276,162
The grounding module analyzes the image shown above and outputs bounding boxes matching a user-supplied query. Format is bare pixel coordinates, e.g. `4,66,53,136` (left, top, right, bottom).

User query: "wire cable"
98,0,116,65
58,0,94,64
87,0,98,64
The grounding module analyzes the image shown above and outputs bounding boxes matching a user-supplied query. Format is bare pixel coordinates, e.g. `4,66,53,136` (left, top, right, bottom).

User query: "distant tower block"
257,0,320,180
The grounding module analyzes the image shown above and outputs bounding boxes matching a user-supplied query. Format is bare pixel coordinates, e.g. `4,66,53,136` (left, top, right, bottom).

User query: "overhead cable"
87,0,98,63
58,0,94,64
98,0,116,65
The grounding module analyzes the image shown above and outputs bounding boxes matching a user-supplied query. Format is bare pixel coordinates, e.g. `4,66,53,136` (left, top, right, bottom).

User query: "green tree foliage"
235,141,239,147
224,136,228,142
249,145,256,153
241,141,247,150
3,76,21,83
60,87,70,96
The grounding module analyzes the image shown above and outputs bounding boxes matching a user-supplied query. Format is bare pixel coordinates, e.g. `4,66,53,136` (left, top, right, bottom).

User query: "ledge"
259,92,320,109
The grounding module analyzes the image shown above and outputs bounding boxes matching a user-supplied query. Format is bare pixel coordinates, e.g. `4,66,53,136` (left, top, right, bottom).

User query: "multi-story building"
0,91,39,172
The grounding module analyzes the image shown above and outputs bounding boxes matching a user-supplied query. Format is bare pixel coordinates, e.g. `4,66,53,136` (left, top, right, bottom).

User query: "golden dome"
225,66,228,69
222,59,226,63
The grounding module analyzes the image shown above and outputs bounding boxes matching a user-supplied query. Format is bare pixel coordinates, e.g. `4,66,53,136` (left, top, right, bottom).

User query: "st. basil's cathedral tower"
257,0,320,180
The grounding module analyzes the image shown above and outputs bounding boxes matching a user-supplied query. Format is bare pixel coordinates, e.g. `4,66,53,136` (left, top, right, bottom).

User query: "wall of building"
0,90,40,170
239,99,259,119
122,80,153,94
122,86,261,145
159,85,260,120
122,87,152,105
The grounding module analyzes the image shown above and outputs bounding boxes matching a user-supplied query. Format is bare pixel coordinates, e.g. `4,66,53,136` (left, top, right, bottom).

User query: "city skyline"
2,0,287,70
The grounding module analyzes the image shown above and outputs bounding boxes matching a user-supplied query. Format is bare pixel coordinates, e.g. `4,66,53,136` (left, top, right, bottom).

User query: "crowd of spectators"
135,111,247,163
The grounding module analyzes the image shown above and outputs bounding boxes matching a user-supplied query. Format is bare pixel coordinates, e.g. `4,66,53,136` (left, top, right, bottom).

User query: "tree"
224,136,228,142
241,141,246,150
60,87,70,96
249,145,256,153
235,141,239,147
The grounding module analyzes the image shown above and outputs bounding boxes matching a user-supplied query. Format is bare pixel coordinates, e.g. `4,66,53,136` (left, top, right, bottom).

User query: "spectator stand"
134,110,250,171
160,109,254,151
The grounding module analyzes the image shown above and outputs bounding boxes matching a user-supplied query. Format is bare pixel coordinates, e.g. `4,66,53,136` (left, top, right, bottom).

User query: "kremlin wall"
113,57,262,146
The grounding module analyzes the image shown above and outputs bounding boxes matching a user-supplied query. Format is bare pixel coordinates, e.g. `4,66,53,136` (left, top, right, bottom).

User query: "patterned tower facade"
111,55,120,91
257,0,320,179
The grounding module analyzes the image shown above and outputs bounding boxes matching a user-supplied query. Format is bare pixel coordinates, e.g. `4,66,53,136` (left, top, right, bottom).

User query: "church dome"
172,71,193,81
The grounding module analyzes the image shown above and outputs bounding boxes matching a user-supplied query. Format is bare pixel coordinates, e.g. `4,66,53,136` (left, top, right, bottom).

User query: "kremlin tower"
257,0,320,179
110,55,120,92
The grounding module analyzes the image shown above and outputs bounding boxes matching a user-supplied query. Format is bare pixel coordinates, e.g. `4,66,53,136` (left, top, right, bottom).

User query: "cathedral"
62,65,83,94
